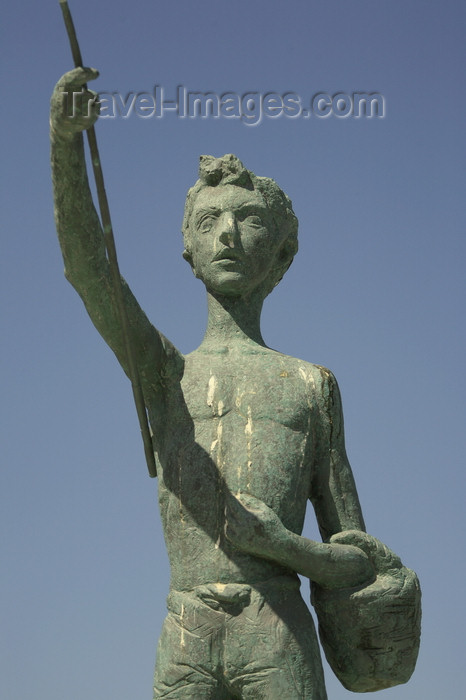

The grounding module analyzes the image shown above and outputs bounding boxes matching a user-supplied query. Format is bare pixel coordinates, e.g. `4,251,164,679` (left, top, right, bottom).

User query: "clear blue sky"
1,1,465,698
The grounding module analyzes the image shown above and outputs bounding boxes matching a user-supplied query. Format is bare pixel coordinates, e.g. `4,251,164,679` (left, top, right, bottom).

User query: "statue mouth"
213,250,242,262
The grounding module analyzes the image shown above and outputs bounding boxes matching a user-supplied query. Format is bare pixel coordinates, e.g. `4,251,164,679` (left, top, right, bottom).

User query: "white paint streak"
294,366,316,502
245,406,253,490
178,468,184,525
207,374,217,407
214,420,223,549
207,374,224,549
245,406,253,437
180,603,186,648
210,417,223,457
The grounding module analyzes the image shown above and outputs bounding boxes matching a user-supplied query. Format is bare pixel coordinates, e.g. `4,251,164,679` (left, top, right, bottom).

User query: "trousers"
153,576,327,699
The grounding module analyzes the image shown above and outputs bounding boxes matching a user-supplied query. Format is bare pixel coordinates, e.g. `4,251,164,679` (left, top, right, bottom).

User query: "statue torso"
150,344,325,591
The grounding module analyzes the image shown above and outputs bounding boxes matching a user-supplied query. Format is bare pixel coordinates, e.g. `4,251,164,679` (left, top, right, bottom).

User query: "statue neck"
201,291,266,349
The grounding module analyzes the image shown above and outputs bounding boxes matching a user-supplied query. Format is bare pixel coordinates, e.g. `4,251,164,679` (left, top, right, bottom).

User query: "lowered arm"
310,366,366,539
224,365,371,589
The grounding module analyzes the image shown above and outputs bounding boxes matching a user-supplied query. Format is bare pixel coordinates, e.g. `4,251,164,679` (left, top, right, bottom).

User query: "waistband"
167,574,300,614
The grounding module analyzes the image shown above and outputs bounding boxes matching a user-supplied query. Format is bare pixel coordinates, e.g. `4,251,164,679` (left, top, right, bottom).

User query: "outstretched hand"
50,67,100,139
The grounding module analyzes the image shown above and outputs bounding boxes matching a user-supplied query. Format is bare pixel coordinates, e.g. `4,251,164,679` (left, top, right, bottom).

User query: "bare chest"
155,350,323,551
159,352,318,511
180,351,313,431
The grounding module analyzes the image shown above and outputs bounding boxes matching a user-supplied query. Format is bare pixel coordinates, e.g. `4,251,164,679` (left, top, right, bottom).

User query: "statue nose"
218,213,238,246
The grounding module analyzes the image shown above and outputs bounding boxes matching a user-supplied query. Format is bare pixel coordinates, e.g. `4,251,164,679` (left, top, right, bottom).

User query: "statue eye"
197,215,216,233
243,215,264,227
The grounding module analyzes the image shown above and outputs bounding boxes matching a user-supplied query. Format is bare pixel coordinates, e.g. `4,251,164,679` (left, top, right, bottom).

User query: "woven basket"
311,531,421,692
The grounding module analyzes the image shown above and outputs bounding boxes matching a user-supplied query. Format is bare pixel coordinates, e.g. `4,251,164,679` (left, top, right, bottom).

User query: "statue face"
188,185,282,297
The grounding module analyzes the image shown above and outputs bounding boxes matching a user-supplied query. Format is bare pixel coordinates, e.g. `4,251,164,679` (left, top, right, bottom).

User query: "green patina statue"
50,67,420,699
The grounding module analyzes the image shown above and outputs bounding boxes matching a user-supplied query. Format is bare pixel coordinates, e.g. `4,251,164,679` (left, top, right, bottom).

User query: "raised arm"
50,68,183,405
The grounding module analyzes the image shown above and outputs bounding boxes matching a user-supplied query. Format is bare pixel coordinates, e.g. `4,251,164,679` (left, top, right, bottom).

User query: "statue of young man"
50,68,420,700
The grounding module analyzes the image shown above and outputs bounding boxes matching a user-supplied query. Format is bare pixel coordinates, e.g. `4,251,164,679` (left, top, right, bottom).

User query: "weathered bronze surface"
50,68,420,699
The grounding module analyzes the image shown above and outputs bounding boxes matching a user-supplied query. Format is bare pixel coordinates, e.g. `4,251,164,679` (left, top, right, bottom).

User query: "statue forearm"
50,123,131,371
50,66,109,290
49,69,179,393
225,492,374,589
266,528,374,589
51,128,108,287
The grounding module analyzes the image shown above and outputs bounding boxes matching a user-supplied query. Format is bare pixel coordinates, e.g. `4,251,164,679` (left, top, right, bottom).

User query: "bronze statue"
50,66,420,699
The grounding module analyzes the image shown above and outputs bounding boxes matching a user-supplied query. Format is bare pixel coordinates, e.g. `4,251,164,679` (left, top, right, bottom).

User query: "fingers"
330,530,402,572
224,492,260,545
233,492,265,513
235,493,258,508
225,493,251,526
329,530,373,549
51,68,100,137
57,67,100,90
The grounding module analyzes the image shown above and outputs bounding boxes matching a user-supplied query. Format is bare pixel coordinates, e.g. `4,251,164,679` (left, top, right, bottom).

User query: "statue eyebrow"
192,201,268,227
237,206,267,218
235,201,268,212
192,206,221,225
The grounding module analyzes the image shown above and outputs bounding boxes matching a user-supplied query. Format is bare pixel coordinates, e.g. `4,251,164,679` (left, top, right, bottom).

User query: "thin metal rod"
59,0,157,477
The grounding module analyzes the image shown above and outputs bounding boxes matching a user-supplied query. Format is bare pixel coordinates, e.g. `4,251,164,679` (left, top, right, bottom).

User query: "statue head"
182,154,298,298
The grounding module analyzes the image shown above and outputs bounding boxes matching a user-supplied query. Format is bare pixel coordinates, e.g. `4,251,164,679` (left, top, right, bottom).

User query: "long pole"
58,0,157,477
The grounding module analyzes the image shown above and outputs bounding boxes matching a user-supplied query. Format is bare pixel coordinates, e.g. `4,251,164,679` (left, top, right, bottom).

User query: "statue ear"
182,248,193,266
270,238,298,290
278,243,289,262
281,232,299,261
277,240,293,266
183,248,201,279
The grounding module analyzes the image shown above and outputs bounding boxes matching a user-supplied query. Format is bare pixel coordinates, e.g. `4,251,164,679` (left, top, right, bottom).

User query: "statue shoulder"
282,357,339,396
282,359,343,426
